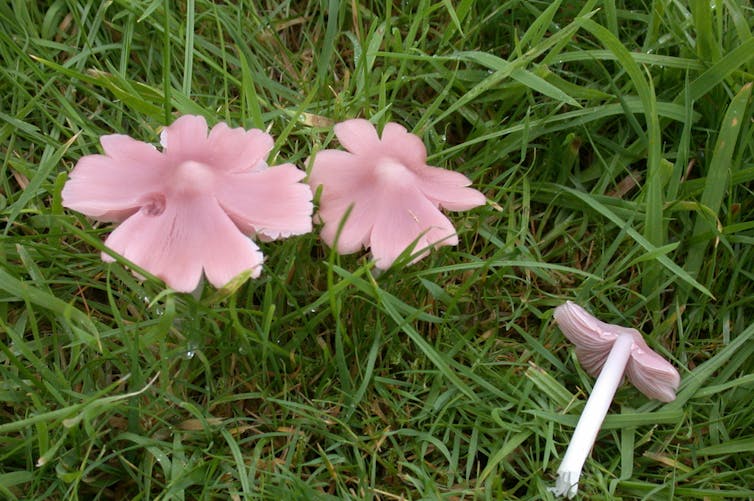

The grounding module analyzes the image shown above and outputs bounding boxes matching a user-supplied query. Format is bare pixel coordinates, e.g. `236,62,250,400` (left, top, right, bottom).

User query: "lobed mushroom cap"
554,301,681,402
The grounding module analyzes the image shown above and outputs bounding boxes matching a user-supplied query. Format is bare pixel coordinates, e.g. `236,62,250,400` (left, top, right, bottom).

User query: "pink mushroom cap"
308,119,486,269
62,115,313,292
554,301,681,402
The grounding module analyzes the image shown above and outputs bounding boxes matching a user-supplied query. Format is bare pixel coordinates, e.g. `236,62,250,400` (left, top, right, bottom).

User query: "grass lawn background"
2,0,754,498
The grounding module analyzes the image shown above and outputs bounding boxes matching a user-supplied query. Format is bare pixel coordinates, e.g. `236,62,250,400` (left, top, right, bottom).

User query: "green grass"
2,0,754,498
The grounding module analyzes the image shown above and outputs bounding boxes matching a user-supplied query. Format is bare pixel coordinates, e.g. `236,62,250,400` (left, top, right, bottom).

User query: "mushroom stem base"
550,470,580,499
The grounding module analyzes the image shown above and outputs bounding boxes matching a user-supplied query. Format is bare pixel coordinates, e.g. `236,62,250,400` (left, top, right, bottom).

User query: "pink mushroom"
62,115,313,292
308,119,486,269
549,301,681,498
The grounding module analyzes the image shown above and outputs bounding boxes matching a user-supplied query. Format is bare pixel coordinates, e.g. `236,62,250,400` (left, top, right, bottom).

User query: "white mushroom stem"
551,332,634,499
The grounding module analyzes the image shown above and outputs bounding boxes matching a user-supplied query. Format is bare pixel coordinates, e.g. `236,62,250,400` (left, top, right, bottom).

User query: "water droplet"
141,295,164,315
184,342,197,359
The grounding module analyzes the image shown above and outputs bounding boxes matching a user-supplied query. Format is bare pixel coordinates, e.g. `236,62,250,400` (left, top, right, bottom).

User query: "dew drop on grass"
184,342,197,359
141,295,164,315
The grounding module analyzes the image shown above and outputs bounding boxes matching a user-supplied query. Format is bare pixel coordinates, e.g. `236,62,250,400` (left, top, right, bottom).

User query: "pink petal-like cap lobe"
308,150,375,253
553,301,680,402
369,181,458,268
205,122,274,172
416,165,487,211
217,163,313,239
307,150,371,200
380,122,427,167
317,195,375,254
103,195,264,292
160,115,209,159
334,119,381,155
62,134,169,221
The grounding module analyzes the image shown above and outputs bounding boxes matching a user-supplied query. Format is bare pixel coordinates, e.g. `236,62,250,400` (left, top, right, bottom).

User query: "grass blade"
684,82,752,285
